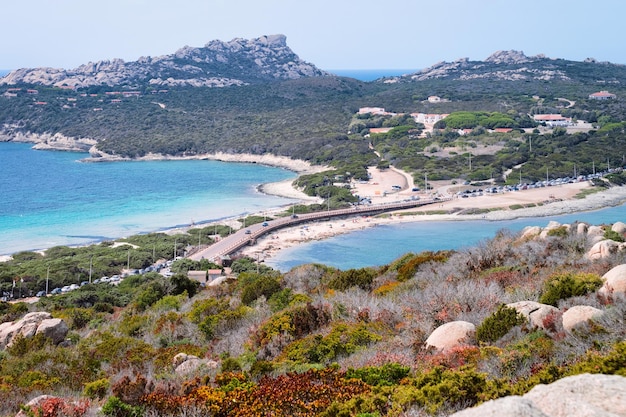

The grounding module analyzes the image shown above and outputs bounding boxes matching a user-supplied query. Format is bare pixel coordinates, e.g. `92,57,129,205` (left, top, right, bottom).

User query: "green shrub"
346,363,410,386
101,396,144,417
476,304,526,343
241,275,282,305
328,268,376,291
220,357,242,373
83,378,110,400
603,228,625,242
283,323,382,364
539,272,603,306
394,366,488,414
547,226,569,237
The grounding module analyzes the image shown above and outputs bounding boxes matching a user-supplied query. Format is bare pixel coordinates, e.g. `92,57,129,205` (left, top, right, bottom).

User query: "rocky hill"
0,34,328,88
383,50,626,83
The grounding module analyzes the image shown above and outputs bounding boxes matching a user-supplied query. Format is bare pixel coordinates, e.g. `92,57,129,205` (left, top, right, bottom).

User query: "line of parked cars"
44,259,175,297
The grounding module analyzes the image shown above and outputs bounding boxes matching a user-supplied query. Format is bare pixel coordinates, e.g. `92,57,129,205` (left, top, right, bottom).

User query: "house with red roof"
589,91,616,100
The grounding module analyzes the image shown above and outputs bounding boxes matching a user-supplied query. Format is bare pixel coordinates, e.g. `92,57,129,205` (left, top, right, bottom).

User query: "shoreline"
2,138,625,266
238,184,626,264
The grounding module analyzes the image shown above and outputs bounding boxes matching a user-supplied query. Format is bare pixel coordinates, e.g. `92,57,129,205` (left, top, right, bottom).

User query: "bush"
476,304,526,343
83,378,110,400
539,272,603,306
346,362,410,386
604,228,625,242
101,396,143,417
328,268,376,291
241,275,282,305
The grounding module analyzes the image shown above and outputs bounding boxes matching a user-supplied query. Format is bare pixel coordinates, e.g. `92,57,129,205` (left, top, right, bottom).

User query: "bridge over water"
188,197,449,263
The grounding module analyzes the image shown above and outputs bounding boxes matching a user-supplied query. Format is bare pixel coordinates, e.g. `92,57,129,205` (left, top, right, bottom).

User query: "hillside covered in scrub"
0,220,625,416
2,41,626,202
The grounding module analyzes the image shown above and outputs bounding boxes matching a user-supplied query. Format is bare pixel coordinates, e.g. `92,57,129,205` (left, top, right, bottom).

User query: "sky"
2,0,624,71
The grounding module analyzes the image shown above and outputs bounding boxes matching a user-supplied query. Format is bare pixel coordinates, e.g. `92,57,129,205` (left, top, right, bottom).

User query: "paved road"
188,197,448,262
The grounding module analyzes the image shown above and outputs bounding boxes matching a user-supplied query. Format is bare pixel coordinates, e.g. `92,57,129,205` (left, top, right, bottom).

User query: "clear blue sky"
2,0,624,71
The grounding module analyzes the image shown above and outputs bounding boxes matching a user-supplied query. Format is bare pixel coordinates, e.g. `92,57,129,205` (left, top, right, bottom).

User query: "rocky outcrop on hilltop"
389,50,608,83
0,34,328,88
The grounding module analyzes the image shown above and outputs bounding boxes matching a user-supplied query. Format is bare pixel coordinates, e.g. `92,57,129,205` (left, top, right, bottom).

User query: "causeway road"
188,197,448,262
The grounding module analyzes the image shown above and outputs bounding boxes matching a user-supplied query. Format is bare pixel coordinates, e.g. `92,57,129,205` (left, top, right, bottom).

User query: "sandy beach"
238,168,626,263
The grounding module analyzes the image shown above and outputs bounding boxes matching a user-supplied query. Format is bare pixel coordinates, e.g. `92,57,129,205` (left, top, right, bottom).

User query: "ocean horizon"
326,69,416,81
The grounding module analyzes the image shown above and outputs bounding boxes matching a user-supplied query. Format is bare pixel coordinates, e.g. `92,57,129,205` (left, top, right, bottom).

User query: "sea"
266,205,626,271
0,142,297,255
327,69,416,81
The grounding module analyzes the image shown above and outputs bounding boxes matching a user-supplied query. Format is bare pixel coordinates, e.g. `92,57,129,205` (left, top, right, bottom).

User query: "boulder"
611,221,626,234
424,321,475,352
539,222,567,239
36,319,69,345
521,226,542,240
0,312,68,349
586,239,620,260
507,301,559,331
450,373,626,417
599,264,626,299
173,353,218,376
524,373,626,417
576,223,588,235
450,396,548,417
174,357,205,375
561,305,604,334
587,225,606,243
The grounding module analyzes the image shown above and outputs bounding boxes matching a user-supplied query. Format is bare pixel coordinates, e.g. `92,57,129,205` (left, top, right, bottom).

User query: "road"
188,197,448,262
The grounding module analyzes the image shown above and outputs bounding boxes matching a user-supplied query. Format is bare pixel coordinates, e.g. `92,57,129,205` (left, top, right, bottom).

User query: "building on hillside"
533,114,573,127
588,90,616,100
358,107,387,115
411,113,450,125
369,127,393,134
428,95,441,103
187,269,224,285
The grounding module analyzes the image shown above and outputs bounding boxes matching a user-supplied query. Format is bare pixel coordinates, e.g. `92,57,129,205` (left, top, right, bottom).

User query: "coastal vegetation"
0,222,625,416
2,44,626,415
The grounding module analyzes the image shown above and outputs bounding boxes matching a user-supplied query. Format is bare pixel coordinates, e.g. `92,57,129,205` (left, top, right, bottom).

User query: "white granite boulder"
611,221,626,234
0,312,68,349
172,353,218,376
424,321,476,352
576,222,588,235
586,239,621,260
506,301,559,331
450,373,626,417
586,225,606,244
599,264,626,300
561,305,604,334
539,222,568,239
521,226,542,240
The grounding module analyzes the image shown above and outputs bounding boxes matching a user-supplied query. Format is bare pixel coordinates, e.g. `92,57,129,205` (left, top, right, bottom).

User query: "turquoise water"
0,142,296,254
3,142,626,269
267,203,626,271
